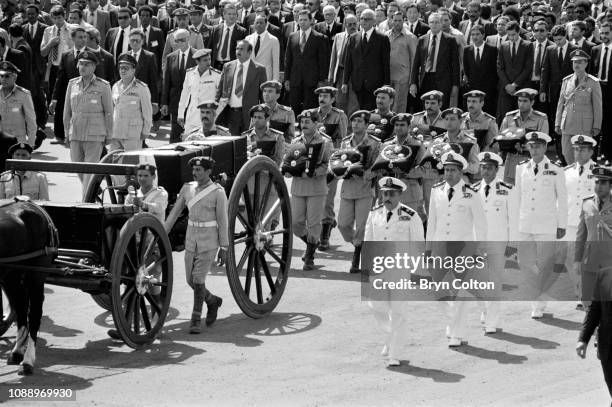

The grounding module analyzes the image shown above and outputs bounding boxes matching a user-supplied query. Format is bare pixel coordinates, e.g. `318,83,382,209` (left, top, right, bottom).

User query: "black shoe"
303,243,317,270
205,296,223,326
7,352,23,365
50,139,65,145
18,363,33,376
350,245,362,273
107,329,122,340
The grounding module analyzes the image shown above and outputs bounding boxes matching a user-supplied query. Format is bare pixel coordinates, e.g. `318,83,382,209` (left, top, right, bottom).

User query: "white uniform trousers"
518,232,557,314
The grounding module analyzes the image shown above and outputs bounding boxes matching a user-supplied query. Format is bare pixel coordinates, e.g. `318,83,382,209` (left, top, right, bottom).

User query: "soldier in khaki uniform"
165,156,227,334
369,86,396,143
461,90,499,153
63,51,113,185
0,143,48,200
439,107,481,182
111,53,153,151
339,110,382,273
313,86,348,251
0,61,36,145
555,49,603,165
500,88,549,185
286,110,332,270
185,101,231,140
161,8,205,73
261,80,296,145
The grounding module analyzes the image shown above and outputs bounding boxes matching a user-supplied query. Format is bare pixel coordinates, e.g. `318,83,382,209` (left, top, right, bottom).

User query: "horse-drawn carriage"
0,136,293,350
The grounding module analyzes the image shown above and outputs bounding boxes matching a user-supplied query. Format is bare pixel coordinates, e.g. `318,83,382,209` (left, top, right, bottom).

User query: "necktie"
448,187,454,201
511,42,516,60
485,184,490,197
410,23,414,33
603,47,609,81
466,22,471,45
115,28,124,61
534,164,539,175
30,24,34,39
300,30,306,52
599,199,604,212
179,52,185,71
574,76,580,88
255,35,261,56
221,27,230,60
143,27,148,45
535,44,542,78
235,63,243,97
426,34,436,72
579,165,584,176
558,47,564,66
476,47,481,64
50,26,59,63
386,211,392,222
362,32,368,47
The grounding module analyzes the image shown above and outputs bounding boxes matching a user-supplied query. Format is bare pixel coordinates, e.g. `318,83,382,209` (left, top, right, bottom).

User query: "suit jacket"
22,21,48,81
215,59,267,127
239,7,254,27
328,30,350,84
284,29,329,86
579,267,612,361
14,39,33,88
463,43,498,93
83,9,112,45
408,20,429,38
143,25,165,71
51,49,80,102
281,21,298,68
104,27,131,59
192,23,214,48
133,49,159,104
540,43,577,96
459,18,496,42
410,32,460,91
0,131,17,172
343,30,390,93
589,43,612,82
574,39,595,56
245,31,280,81
6,48,30,91
161,48,196,115
314,21,343,46
496,39,534,89
210,23,247,63
248,22,282,40
93,47,116,83
268,12,291,27
311,10,324,23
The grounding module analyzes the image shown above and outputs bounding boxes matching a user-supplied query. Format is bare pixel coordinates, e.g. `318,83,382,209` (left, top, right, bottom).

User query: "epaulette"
189,126,202,134
189,26,199,32
186,66,197,72
15,85,30,95
497,180,513,189
549,160,561,167
241,128,253,136
532,110,547,117
96,77,109,85
216,125,230,133
433,180,445,188
472,180,482,189
68,76,80,83
518,159,530,165
505,109,519,116
587,73,599,81
368,134,381,142
0,170,12,177
270,128,284,136
564,162,577,170
134,78,147,86
168,28,177,34
372,203,383,210
331,106,342,114
463,132,476,140
277,104,292,111
463,184,478,193
562,73,573,81
399,205,416,216
461,112,469,119
583,194,595,200
484,112,496,120
321,133,332,141
413,110,426,116
342,135,352,141
210,67,221,74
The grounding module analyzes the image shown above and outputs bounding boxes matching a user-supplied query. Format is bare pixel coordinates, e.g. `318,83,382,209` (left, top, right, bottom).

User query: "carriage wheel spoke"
144,292,162,315
139,297,151,332
242,186,254,225
261,198,281,227
257,173,273,222
245,248,256,296
236,245,253,273
233,236,252,245
105,176,118,204
259,252,276,295
264,246,286,268
121,285,135,302
124,290,136,327
236,211,253,233
142,235,160,261
254,254,264,304
267,228,289,237
253,171,261,223
138,228,150,263
133,294,141,334
145,256,167,275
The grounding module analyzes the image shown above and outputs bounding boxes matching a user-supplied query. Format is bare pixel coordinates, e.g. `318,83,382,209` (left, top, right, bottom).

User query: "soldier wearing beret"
189,5,213,48
161,8,204,73
461,90,499,153
288,109,332,270
369,86,396,143
261,80,296,145
500,88,549,184
165,156,227,334
244,105,285,165
178,48,221,134
440,107,481,182
555,49,602,165
338,109,382,273
0,61,36,145
63,50,113,186
312,86,348,250
185,101,230,139
111,53,152,151
0,142,48,200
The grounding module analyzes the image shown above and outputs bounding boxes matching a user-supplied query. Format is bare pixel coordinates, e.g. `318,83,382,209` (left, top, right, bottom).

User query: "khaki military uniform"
440,130,481,179
289,131,333,243
111,78,153,151
556,74,603,164
178,66,221,134
63,75,113,184
266,102,296,145
461,110,498,152
0,85,36,144
0,170,49,200
161,28,205,73
499,109,548,184
187,124,231,139
338,133,381,246
125,186,169,222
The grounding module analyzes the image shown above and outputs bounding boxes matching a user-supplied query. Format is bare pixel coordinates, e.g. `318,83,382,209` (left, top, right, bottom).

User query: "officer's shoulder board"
368,134,381,143
270,128,284,136
372,203,384,210
210,67,221,74
216,125,230,134
320,133,332,141
189,26,200,33
134,78,147,87
331,106,343,114
484,112,496,121
167,28,177,35
413,110,426,117
518,159,530,165
463,132,476,141
68,76,80,84
399,204,416,217
342,135,352,141
241,128,253,136
461,112,469,119
278,104,292,112
564,162,577,171
583,194,595,201
186,66,197,72
548,160,561,168
532,110,547,117
96,77,110,86
587,73,599,82
472,180,482,189
433,180,445,188
505,109,519,116
496,180,513,189
562,73,573,81
15,85,30,95
463,184,478,193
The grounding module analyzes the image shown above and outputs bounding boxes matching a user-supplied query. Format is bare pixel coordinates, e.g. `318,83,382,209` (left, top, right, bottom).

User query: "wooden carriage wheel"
226,155,292,318
110,213,173,348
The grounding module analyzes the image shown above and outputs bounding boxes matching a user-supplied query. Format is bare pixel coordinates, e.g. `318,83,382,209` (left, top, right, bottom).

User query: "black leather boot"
350,245,362,273
318,223,333,251
303,243,317,270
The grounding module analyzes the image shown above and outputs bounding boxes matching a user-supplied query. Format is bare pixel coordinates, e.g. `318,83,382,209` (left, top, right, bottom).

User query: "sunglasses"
533,28,546,32
0,74,12,78
117,15,130,19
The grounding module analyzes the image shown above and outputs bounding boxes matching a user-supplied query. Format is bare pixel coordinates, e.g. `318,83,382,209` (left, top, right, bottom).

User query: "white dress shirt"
114,26,131,57
229,59,249,108
473,43,484,60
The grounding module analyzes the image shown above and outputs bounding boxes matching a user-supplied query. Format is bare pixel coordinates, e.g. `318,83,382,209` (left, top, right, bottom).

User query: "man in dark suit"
22,5,48,129
129,28,159,111
307,0,324,23
210,3,247,70
268,0,291,27
576,166,612,400
496,21,534,122
571,20,595,56
529,20,553,113
459,1,496,45
238,0,254,27
342,9,389,111
104,7,133,64
0,130,17,172
83,0,112,44
410,12,460,109
590,22,612,158
248,8,282,40
314,5,342,48
0,36,29,93
139,6,165,72
215,40,267,134
280,4,305,71
405,3,429,38
161,29,196,143
86,27,115,82
463,25,498,116
540,24,576,161
284,9,328,114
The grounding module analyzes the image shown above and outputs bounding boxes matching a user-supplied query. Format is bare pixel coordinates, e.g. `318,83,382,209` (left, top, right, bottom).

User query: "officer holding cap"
63,50,113,186
472,151,519,334
111,53,152,151
0,142,48,200
427,151,486,347
161,8,204,74
555,49,602,165
0,61,36,145
261,80,296,145
364,176,424,367
500,88,549,184
165,155,227,334
461,90,499,152
369,86,396,143
564,134,597,308
515,131,567,319
185,101,230,140
178,48,221,134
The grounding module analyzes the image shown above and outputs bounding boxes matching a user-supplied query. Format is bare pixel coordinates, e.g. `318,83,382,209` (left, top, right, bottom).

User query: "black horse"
0,198,57,375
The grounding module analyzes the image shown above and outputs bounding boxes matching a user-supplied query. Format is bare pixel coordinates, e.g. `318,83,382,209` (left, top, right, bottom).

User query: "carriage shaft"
6,160,139,176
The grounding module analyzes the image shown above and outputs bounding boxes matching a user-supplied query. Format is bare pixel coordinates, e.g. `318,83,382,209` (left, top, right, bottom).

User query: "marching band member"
313,86,348,251
369,86,396,143
365,176,424,367
515,131,567,319
338,110,382,273
164,156,227,334
0,143,48,200
472,152,519,334
461,90,498,153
